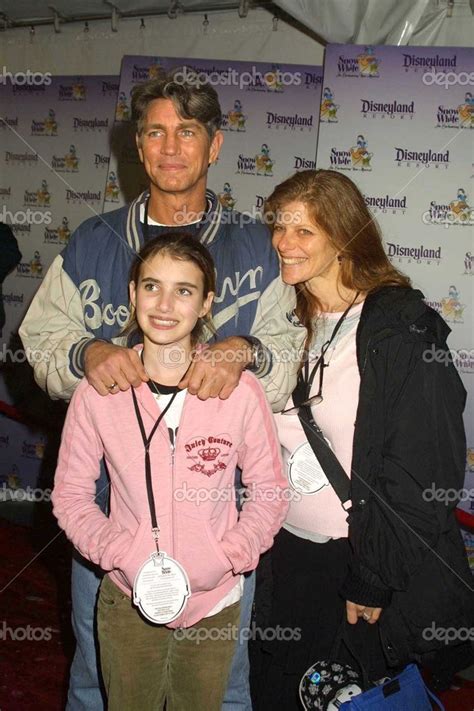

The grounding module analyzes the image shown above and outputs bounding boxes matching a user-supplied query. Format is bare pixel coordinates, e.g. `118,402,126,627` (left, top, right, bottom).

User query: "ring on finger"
107,382,118,391
362,611,371,621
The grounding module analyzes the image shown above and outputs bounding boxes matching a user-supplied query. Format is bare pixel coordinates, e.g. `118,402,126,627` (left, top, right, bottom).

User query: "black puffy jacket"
340,286,473,666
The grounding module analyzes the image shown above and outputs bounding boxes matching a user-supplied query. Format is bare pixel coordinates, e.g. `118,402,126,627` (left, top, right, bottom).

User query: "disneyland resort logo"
337,47,380,78
365,194,407,215
361,99,415,120
16,251,44,279
0,116,18,130
116,91,131,121
104,172,120,202
23,180,52,207
102,80,119,96
11,222,31,237
426,286,466,323
5,151,38,165
1,290,24,307
218,183,237,211
395,146,450,168
31,109,58,136
221,100,247,131
424,188,473,227
437,92,473,129
402,53,457,73
66,188,102,204
293,156,316,171
320,87,339,122
51,144,80,172
94,153,110,169
329,135,373,171
236,144,274,177
44,217,71,244
58,77,86,101
265,111,314,131
303,71,323,91
386,242,442,266
73,116,109,132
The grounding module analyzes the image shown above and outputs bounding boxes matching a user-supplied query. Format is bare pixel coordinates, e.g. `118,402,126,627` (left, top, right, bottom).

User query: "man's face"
136,98,223,201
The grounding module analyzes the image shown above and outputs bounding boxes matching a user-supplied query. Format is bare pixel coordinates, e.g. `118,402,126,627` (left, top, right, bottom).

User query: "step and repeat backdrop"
102,55,323,215
316,44,473,565
0,75,119,495
0,57,323,499
0,46,472,570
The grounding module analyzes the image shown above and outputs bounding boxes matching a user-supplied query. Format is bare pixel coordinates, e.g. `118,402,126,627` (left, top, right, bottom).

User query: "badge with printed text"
133,552,191,624
287,441,331,495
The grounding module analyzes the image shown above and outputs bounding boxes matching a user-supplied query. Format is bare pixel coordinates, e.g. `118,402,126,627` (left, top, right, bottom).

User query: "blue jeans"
67,554,105,711
222,570,255,711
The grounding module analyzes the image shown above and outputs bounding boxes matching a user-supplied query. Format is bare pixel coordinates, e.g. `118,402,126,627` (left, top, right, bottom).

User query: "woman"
52,233,288,710
252,170,473,709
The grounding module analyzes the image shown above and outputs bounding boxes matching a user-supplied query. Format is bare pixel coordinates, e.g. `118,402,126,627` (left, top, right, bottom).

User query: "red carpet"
0,517,473,710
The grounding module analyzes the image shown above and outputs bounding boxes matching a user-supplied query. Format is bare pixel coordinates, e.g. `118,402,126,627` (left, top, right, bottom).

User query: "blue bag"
339,663,445,710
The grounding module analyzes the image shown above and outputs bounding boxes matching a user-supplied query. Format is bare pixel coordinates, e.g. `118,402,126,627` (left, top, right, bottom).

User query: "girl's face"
129,253,213,351
271,200,340,290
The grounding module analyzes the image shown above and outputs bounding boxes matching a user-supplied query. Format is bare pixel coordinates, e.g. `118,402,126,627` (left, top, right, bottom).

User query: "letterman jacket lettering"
19,191,304,411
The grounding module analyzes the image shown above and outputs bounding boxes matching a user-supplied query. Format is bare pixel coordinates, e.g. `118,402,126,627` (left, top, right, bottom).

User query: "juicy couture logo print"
185,434,233,477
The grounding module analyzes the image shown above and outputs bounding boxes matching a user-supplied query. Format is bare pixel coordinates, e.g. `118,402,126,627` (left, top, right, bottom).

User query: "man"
20,69,303,710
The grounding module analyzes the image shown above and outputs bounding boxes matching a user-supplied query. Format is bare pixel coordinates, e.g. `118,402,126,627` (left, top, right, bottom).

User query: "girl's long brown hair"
264,169,411,350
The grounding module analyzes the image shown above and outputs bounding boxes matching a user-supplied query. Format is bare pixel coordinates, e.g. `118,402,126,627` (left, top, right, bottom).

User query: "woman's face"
271,201,340,289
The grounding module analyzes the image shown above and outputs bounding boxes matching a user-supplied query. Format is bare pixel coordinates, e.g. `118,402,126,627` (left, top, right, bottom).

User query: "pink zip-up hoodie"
52,371,288,628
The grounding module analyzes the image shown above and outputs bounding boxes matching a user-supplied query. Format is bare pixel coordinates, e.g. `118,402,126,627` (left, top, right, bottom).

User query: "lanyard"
302,292,360,396
131,387,179,553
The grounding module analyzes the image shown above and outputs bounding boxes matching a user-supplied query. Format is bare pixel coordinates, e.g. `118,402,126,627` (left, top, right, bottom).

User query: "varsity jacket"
52,371,288,629
19,190,304,411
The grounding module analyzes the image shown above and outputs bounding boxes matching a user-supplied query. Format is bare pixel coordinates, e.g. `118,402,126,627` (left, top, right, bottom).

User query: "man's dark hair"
131,67,222,139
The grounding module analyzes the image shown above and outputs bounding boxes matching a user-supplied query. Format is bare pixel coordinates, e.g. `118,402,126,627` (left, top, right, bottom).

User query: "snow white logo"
185,435,232,477
441,286,465,323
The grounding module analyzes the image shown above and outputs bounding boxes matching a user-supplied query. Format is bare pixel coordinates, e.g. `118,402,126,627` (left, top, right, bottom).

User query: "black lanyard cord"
303,292,360,392
131,386,179,551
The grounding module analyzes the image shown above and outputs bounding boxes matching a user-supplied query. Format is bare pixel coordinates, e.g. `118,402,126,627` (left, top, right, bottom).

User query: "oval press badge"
287,441,330,495
133,551,191,624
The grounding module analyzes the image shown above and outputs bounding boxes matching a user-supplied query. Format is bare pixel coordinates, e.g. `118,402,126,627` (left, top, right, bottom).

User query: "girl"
52,233,288,710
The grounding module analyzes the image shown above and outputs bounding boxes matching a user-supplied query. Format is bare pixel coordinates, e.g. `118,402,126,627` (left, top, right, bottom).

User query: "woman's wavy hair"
124,232,216,345
264,169,411,350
